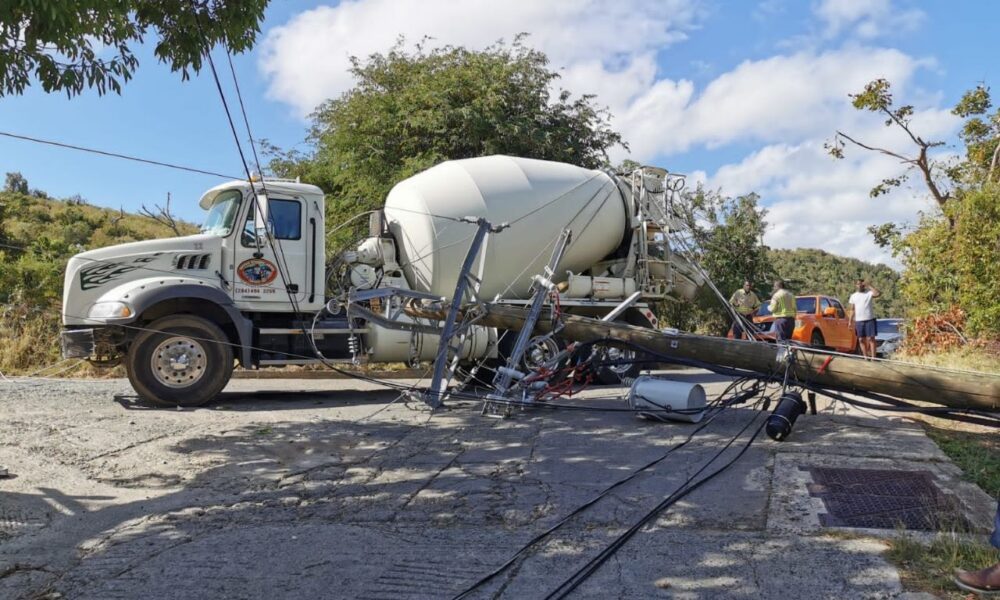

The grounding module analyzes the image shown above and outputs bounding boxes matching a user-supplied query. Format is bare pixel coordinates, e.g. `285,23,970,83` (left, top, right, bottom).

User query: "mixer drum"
384,156,627,300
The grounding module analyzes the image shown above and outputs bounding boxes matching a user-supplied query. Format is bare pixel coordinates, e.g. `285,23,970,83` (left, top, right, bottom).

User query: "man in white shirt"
848,279,881,359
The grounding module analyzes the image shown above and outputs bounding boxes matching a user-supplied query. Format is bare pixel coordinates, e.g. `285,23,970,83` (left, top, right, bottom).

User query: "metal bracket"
423,218,496,407
483,228,572,416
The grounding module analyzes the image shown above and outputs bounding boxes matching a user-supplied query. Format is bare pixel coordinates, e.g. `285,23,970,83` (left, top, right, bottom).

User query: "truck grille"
174,253,211,270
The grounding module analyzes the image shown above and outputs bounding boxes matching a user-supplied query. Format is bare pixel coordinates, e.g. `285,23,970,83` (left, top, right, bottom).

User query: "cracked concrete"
0,371,995,599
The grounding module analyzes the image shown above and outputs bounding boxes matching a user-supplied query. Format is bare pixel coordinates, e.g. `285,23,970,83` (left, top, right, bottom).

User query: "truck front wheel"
125,315,234,407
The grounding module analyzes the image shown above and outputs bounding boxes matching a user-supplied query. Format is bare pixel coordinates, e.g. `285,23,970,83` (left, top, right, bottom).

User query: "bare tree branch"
835,130,915,164
140,192,181,236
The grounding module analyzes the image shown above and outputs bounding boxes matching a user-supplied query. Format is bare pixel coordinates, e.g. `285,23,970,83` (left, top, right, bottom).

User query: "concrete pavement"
0,371,994,599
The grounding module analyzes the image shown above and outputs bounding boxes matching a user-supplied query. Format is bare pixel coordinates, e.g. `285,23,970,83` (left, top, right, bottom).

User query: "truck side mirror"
823,306,837,317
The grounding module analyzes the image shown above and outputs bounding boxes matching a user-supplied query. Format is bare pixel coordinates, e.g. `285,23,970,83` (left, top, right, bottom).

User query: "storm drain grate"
805,467,971,531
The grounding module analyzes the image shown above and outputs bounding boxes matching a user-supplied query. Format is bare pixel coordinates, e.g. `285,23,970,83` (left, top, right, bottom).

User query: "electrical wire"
221,47,303,319
542,407,769,599
450,379,762,599
0,130,241,179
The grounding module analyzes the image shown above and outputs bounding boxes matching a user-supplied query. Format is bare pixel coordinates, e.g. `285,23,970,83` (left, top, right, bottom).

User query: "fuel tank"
384,155,626,300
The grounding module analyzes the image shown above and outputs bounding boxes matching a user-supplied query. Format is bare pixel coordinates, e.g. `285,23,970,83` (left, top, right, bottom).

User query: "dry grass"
881,413,1000,598
896,346,1000,375
0,309,121,379
887,533,997,599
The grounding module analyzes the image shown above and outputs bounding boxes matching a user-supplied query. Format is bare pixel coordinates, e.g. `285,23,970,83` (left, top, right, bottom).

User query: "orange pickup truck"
746,294,858,352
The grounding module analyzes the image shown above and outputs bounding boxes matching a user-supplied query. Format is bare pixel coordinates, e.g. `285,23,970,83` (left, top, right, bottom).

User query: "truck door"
231,195,309,309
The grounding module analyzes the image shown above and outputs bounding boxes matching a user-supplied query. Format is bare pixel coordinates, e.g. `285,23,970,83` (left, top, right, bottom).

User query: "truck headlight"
88,301,133,320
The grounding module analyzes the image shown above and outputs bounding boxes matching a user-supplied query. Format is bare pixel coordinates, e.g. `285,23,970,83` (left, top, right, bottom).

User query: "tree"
952,84,1000,183
827,79,953,220
268,37,626,217
661,188,772,333
0,1,269,97
830,80,1000,338
4,171,28,194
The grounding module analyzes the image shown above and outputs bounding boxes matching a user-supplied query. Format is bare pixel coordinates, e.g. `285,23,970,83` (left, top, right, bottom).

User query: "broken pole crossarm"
487,228,573,410
424,218,494,407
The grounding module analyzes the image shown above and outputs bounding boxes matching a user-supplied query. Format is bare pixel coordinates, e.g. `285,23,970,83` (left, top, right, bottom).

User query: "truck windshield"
200,190,242,236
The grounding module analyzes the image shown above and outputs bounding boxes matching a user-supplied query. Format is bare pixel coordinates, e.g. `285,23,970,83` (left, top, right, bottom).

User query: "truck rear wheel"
125,315,234,407
589,342,643,386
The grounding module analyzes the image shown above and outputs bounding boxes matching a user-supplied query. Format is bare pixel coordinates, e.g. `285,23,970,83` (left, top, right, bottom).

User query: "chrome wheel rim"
601,345,636,375
523,337,561,371
151,336,208,388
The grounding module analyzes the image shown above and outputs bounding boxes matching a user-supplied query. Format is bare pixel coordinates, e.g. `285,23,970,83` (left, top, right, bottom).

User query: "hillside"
768,248,904,318
0,185,196,373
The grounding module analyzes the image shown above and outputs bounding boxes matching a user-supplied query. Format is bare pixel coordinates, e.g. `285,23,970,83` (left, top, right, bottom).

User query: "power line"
0,130,240,180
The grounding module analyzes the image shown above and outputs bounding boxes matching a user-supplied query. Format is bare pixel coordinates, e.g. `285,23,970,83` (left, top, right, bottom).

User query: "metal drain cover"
805,467,970,531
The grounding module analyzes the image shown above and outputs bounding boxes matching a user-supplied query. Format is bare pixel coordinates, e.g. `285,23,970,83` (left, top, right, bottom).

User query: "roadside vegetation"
830,79,1000,349
888,533,998,599
768,248,904,317
0,178,193,376
883,414,999,599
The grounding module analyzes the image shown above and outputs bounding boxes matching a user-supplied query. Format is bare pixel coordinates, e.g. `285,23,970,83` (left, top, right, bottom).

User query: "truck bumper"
61,328,95,359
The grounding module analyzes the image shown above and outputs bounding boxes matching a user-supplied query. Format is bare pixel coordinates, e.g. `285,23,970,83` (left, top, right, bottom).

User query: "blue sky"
1,0,996,266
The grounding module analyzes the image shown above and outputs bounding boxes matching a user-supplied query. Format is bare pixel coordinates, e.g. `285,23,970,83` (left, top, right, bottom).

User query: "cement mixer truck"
60,155,705,405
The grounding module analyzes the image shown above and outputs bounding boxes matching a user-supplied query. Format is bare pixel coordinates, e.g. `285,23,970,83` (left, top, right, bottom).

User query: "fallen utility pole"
407,303,1000,411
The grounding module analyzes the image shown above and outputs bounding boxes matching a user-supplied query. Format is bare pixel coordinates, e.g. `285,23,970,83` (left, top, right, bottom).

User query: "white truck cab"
61,178,327,405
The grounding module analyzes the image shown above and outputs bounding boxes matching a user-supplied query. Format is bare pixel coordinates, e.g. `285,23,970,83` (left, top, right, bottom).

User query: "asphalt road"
0,372,994,599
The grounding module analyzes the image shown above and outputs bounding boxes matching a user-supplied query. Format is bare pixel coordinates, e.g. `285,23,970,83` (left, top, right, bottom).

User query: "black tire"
125,315,234,407
810,330,825,349
590,341,643,386
490,332,567,384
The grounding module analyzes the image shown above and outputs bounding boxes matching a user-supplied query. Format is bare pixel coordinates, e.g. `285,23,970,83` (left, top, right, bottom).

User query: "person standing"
848,279,881,359
729,280,761,340
953,500,1000,593
769,280,796,342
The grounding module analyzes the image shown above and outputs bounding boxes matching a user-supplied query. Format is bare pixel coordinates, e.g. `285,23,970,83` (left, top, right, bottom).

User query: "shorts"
773,317,795,341
855,319,877,338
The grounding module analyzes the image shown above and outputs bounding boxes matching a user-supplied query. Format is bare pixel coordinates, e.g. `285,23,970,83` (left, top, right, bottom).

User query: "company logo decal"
237,258,278,286
80,262,141,290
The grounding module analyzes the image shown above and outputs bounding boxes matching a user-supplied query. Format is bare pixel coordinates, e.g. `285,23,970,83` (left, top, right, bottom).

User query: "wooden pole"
408,302,1000,411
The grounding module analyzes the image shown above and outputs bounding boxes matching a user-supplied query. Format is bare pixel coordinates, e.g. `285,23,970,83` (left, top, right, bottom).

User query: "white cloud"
704,104,960,267
258,0,702,118
258,0,951,268
815,0,925,40
613,47,924,160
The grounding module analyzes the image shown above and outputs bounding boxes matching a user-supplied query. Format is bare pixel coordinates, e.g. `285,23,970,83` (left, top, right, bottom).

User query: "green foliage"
4,171,28,194
768,248,904,317
836,80,1000,339
955,186,1000,335
0,1,269,97
267,38,626,227
0,187,195,307
890,213,960,316
660,189,772,333
952,85,1000,182
0,181,195,374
